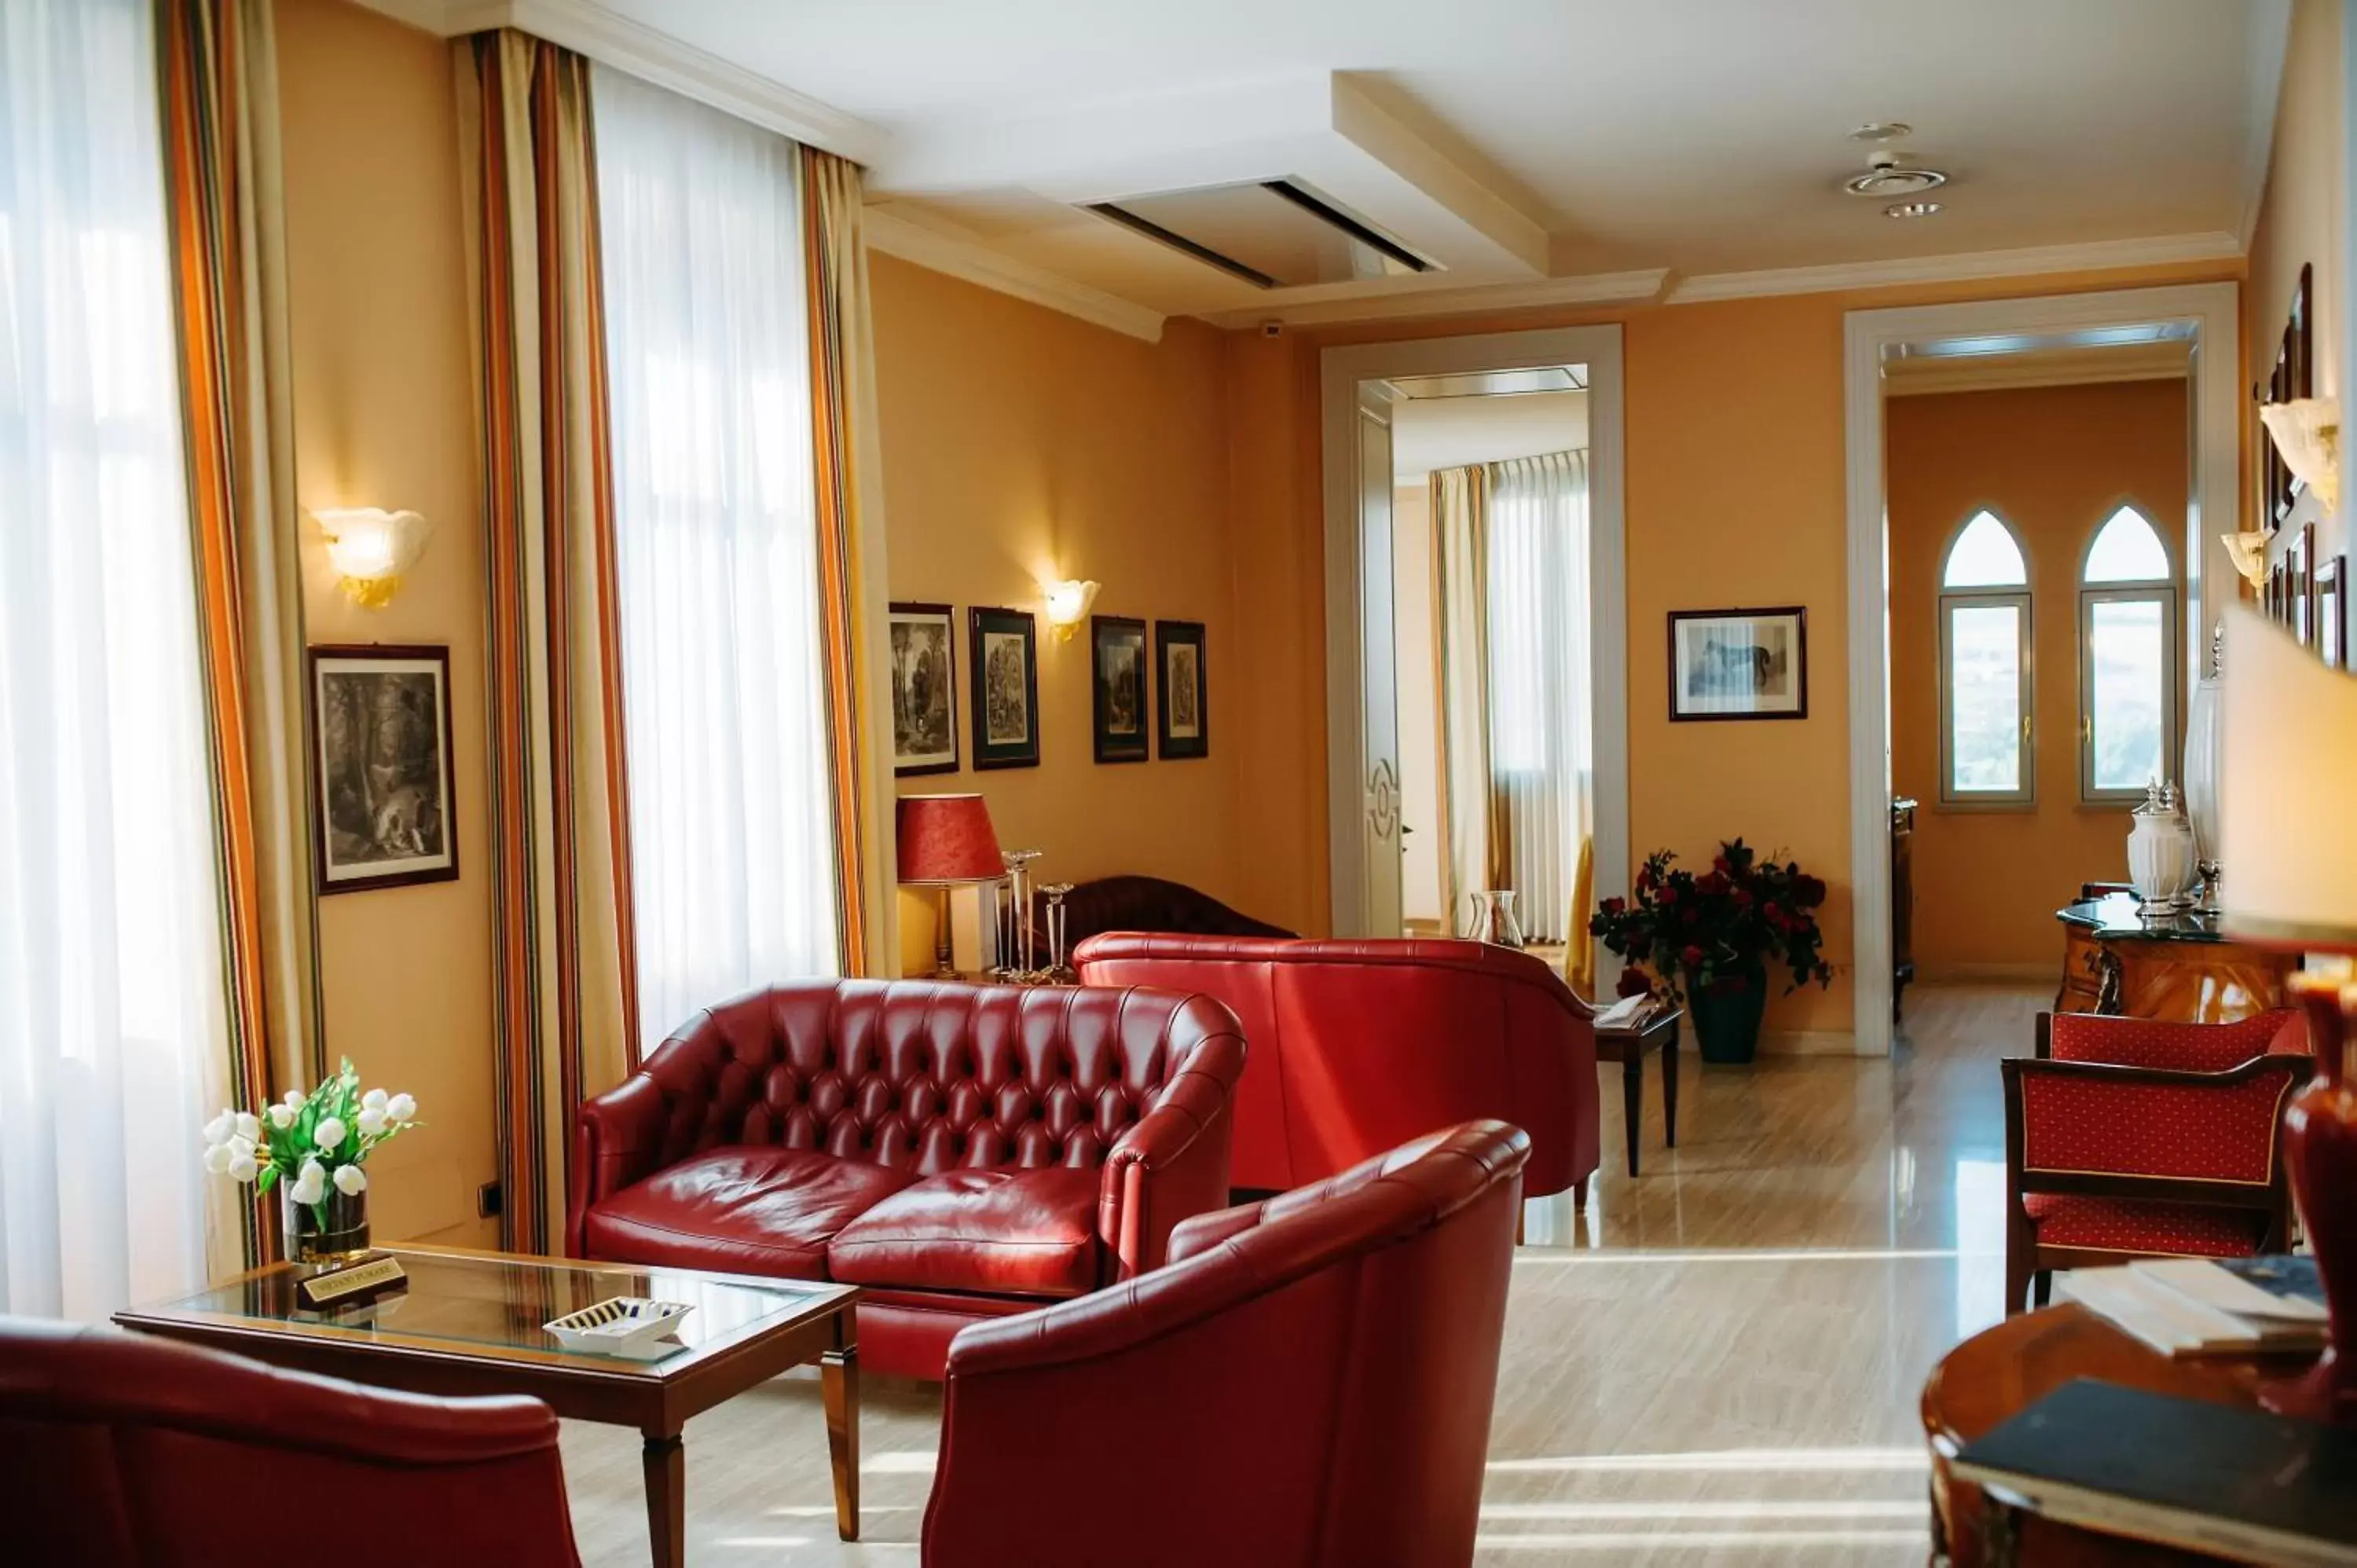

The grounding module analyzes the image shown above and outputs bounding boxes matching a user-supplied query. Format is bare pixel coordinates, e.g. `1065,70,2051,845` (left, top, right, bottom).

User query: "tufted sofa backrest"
636,980,1242,1177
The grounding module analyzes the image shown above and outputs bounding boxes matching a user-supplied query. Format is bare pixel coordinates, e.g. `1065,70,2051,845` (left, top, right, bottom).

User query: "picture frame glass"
968,606,1040,770
313,648,457,892
1155,621,1207,758
889,604,959,775
1093,617,1149,761
1670,609,1807,720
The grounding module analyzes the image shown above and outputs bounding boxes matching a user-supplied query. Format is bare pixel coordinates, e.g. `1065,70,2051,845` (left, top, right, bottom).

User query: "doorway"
1842,283,2242,1053
1319,326,1629,993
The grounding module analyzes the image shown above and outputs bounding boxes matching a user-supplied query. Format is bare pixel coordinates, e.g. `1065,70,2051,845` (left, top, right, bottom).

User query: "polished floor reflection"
556,984,2033,1564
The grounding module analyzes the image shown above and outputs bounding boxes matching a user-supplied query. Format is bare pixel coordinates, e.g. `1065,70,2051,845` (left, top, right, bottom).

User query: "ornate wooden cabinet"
2055,894,2296,1023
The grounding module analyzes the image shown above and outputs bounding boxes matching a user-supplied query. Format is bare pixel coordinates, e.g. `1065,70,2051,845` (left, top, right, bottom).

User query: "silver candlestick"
997,849,1043,978
1040,882,1076,980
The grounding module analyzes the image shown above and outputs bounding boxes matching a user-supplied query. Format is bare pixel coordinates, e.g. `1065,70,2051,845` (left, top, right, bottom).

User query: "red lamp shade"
896,793,1004,885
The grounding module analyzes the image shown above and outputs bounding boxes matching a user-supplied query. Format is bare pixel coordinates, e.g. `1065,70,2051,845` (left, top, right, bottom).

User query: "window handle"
2022,715,2034,744
2080,716,2092,744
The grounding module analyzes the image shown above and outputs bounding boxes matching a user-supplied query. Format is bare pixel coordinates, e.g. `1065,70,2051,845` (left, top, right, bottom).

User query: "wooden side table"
1593,1006,1681,1176
1921,1302,2311,1566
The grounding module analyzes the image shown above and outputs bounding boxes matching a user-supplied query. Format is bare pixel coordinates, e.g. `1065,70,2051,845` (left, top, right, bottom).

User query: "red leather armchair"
1073,934,1599,1199
569,980,1246,1379
0,1315,579,1567
922,1120,1530,1568
2003,1009,2311,1313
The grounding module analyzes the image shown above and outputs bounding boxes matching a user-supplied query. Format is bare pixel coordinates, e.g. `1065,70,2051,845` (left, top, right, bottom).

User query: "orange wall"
1224,258,2242,1043
1887,380,2189,976
277,0,497,1245
2246,0,2348,593
868,255,1250,970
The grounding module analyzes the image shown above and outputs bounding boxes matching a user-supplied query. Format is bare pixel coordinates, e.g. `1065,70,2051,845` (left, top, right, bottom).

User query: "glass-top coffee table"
115,1244,860,1566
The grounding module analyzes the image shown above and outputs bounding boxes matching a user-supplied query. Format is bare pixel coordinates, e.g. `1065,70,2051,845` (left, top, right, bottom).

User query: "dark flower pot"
1688,964,1769,1064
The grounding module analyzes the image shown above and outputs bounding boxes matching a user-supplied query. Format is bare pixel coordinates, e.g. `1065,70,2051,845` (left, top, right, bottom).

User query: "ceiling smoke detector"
1843,148,1948,198
1848,123,1914,143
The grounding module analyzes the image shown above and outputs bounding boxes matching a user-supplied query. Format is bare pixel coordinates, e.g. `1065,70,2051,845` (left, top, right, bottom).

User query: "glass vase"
282,1181,371,1265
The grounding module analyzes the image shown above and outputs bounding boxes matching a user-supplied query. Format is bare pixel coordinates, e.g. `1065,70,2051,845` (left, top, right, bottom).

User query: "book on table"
2058,1255,2329,1358
1952,1379,2357,1567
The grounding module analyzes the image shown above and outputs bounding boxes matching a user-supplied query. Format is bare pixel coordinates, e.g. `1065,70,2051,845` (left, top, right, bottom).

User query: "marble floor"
557,984,2039,1565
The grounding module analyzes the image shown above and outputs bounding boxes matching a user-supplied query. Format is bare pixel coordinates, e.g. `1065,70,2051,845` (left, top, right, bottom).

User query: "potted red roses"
1589,838,1835,1064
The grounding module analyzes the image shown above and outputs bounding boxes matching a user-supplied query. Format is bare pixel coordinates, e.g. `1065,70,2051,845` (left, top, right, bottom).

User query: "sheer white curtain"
0,0,232,1316
1484,450,1591,943
592,66,839,1049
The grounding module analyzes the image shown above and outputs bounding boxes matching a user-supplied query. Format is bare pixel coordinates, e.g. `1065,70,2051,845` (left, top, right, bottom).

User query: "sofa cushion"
582,1146,915,1278
827,1166,1103,1298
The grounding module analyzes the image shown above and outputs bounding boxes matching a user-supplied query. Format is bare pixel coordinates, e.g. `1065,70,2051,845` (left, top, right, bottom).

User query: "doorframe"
1842,281,2241,1054
1318,324,1629,974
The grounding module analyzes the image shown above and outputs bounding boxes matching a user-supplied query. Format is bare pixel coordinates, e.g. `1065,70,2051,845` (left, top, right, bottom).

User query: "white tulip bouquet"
200,1059,418,1233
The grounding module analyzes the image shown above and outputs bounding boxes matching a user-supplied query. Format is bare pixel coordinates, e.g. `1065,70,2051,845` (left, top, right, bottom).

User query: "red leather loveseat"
568,980,1245,1379
923,1119,1530,1568
1075,934,1599,1200
2,1315,581,1567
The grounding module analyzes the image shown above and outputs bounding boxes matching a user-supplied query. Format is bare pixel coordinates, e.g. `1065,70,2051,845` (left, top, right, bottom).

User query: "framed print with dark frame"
1667,606,1808,722
889,602,959,776
2291,524,2314,647
1155,620,1208,759
967,606,1039,770
2319,556,2345,668
1091,614,1149,763
310,645,458,895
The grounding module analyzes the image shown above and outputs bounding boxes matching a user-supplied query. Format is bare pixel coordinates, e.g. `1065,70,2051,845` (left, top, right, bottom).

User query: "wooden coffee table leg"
1621,1051,1644,1176
1662,1025,1681,1149
823,1343,860,1541
643,1430,685,1568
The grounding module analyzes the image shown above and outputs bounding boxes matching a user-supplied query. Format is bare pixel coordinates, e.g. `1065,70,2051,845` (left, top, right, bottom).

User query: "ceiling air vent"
1087,178,1435,291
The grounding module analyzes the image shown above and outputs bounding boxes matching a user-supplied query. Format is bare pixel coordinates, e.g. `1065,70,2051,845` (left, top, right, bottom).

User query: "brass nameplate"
295,1253,408,1309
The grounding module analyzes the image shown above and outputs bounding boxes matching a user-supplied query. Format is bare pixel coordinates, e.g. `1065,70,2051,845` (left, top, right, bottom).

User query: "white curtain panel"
1484,450,1592,943
0,0,232,1316
592,65,840,1049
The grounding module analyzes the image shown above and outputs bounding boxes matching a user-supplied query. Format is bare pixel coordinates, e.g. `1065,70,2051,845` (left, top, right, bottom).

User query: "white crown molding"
1200,269,1668,331
2238,0,2296,249
1666,232,2245,304
1883,341,2191,397
864,208,1166,344
354,0,889,166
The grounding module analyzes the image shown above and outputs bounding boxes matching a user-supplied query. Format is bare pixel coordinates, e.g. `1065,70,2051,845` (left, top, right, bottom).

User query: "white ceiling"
396,0,2291,334
1391,391,1588,481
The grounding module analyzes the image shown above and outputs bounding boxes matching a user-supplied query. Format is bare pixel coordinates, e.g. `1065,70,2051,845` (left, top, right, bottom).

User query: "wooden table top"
1922,1303,2315,1566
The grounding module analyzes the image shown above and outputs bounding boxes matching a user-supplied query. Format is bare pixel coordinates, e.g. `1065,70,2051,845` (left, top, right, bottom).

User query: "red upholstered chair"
569,980,1246,1379
0,1315,579,1568
1073,933,1599,1200
2003,1009,2312,1314
922,1120,1529,1568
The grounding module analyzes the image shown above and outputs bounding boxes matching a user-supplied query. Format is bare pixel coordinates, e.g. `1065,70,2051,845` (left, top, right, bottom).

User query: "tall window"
2078,504,2177,802
1938,510,2034,804
2,0,229,1315
593,67,838,1047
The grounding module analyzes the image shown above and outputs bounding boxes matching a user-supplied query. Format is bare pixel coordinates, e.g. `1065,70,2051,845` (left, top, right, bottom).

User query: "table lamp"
2220,606,2357,1423
896,793,1006,979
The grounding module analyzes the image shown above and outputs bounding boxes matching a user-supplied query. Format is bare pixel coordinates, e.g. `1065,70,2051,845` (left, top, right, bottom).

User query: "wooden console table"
1922,1303,2311,1566
2054,894,2294,1023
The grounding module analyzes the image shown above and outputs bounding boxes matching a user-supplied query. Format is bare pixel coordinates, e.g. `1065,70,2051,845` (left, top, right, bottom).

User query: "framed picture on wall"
1091,614,1149,763
310,645,459,895
889,603,959,775
2291,525,2314,647
2319,557,2345,668
1666,606,1808,722
1155,621,1208,760
967,606,1039,770
2262,263,2313,533
2268,561,2288,625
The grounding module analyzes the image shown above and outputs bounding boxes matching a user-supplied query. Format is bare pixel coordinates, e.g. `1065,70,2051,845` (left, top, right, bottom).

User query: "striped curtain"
1432,463,1507,933
456,30,639,1254
156,0,322,1264
802,147,893,977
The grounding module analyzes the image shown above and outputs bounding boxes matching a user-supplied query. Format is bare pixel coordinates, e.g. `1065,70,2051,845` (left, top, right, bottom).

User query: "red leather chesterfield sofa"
923,1119,1530,1568
569,980,1245,1379
1,1315,581,1567
1074,934,1599,1200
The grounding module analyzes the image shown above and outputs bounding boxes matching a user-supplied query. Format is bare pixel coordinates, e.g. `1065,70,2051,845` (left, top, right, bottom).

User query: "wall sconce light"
2260,397,2341,513
1043,578,1100,642
2222,531,2270,592
314,508,430,609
